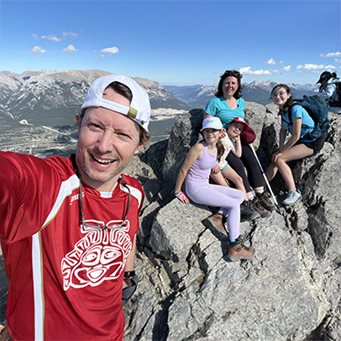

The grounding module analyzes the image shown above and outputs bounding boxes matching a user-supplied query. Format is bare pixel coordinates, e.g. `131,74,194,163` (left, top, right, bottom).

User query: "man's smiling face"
76,87,142,192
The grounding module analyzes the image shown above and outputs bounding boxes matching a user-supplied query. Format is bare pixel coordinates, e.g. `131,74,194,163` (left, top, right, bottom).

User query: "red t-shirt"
0,152,144,340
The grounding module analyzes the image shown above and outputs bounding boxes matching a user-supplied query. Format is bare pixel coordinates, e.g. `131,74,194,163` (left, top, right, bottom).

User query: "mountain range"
0,70,320,151
164,81,318,108
0,70,188,128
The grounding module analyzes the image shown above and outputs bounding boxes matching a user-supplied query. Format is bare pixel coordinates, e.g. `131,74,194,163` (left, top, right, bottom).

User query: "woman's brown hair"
215,70,243,99
216,138,225,162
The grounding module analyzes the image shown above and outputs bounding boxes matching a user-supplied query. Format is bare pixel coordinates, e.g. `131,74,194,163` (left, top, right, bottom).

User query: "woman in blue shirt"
266,84,327,206
205,70,275,220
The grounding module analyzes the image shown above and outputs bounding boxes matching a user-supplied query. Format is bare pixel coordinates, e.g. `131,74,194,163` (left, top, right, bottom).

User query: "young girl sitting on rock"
266,84,327,206
174,116,254,261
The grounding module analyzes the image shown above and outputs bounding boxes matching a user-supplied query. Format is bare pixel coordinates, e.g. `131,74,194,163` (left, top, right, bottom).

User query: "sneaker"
252,197,271,218
204,213,227,236
282,190,302,206
240,201,261,222
228,239,255,261
256,192,276,212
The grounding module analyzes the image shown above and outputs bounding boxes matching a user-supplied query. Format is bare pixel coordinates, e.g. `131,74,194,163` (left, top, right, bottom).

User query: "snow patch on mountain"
151,108,187,121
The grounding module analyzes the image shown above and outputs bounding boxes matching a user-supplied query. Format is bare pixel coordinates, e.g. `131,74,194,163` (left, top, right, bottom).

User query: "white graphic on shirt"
61,220,132,291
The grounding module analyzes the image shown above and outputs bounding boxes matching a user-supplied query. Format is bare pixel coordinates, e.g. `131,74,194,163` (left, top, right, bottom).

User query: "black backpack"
288,95,330,141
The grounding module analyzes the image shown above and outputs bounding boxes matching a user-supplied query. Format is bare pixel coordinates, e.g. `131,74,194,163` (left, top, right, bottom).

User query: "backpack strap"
288,101,314,130
287,101,301,124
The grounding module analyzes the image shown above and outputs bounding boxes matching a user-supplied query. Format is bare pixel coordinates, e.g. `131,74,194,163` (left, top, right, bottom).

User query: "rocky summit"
1,102,340,340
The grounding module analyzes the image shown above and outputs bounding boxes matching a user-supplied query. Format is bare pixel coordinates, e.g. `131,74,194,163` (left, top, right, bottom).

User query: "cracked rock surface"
124,103,341,341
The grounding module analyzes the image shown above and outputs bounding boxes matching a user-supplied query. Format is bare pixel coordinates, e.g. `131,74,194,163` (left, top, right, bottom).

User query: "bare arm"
279,118,301,152
174,144,202,194
272,119,301,163
233,136,242,157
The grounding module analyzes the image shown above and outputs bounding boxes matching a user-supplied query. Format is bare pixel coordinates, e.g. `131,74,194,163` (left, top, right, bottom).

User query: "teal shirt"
205,97,245,128
282,105,315,142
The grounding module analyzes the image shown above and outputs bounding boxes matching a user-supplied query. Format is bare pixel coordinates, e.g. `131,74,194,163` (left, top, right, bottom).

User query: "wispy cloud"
63,32,78,38
296,64,336,71
239,66,272,75
100,46,119,57
320,51,341,58
31,45,47,54
63,44,78,53
33,33,61,42
283,65,291,72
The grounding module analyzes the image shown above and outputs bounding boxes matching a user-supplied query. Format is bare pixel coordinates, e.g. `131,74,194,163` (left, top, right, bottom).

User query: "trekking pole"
249,144,279,207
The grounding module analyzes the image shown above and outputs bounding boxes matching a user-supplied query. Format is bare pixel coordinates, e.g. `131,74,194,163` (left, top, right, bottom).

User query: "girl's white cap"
201,117,223,131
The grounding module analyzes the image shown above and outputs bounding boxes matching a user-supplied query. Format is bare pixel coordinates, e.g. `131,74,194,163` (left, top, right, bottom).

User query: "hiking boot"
204,213,227,236
256,192,276,212
228,239,255,261
240,201,260,222
252,197,271,218
282,190,302,206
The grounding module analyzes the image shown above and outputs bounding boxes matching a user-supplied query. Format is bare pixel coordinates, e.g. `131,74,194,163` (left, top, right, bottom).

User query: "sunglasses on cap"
222,70,242,78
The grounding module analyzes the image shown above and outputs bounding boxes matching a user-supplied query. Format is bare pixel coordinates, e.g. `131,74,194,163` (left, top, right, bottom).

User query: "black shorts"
300,132,327,155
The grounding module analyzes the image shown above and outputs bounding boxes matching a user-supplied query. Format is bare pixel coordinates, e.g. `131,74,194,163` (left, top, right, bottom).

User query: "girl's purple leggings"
185,181,244,241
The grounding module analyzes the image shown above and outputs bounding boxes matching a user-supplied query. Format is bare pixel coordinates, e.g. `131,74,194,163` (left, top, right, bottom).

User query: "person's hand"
211,164,221,174
175,191,190,204
220,128,227,138
272,151,281,163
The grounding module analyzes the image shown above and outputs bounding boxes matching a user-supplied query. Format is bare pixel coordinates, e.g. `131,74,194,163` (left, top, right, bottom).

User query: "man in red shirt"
0,74,151,340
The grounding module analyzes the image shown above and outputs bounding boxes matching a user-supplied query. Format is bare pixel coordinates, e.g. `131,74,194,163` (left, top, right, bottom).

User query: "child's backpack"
289,95,330,140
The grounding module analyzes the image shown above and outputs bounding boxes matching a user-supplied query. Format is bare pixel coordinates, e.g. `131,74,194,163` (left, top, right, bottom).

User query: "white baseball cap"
81,74,151,132
201,116,223,131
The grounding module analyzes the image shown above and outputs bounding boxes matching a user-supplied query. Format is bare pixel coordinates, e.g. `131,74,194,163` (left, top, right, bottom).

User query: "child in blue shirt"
266,84,327,206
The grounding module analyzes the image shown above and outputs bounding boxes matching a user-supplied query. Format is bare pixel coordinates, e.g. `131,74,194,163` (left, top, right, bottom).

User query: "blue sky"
0,0,340,85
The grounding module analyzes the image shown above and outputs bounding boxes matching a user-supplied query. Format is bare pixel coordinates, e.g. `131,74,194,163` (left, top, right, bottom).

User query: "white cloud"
63,44,78,53
296,64,336,70
320,52,341,58
33,34,61,42
283,65,291,72
253,69,272,75
31,45,47,54
239,66,272,75
239,66,253,74
100,46,119,57
266,58,276,65
42,35,61,42
63,32,78,38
